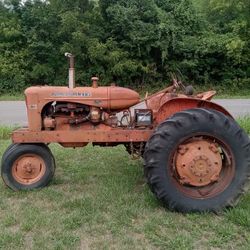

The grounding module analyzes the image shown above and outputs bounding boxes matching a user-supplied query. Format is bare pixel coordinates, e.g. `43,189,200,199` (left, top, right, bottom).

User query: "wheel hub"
175,140,222,187
12,154,46,185
190,155,212,177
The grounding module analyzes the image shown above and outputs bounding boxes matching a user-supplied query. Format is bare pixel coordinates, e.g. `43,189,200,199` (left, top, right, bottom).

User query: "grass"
0,118,250,249
0,93,24,101
237,117,250,134
0,141,249,250
0,126,14,140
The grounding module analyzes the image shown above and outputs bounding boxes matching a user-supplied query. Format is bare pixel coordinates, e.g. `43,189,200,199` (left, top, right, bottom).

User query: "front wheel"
1,144,55,191
144,108,250,213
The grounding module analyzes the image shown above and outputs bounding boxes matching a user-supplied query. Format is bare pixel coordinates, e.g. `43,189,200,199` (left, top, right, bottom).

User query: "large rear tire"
1,144,55,191
144,108,250,212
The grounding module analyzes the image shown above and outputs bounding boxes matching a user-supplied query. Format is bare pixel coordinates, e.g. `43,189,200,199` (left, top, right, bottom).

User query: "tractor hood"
25,85,140,110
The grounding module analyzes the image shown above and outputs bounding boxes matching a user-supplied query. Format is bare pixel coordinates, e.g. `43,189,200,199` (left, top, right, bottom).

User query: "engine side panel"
25,86,140,131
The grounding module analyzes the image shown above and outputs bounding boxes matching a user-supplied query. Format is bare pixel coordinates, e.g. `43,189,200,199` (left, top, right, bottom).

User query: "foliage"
0,0,249,94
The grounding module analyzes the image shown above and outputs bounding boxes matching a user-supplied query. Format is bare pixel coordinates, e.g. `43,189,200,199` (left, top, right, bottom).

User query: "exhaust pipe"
65,52,75,89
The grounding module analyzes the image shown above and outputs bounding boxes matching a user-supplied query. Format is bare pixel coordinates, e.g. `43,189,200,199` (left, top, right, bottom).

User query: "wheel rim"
12,154,46,185
170,135,235,199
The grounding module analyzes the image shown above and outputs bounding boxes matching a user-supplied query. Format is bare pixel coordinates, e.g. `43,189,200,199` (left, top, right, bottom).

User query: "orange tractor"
1,53,250,212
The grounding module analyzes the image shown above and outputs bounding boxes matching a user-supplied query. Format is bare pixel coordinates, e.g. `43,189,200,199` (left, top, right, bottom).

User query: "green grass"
0,141,249,249
0,122,250,249
0,126,14,140
237,117,250,134
0,93,24,101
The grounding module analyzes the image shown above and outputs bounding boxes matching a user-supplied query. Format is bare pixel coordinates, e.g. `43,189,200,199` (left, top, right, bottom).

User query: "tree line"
0,0,249,94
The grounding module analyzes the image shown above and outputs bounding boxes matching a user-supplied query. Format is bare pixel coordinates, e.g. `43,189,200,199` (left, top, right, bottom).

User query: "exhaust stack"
65,52,75,89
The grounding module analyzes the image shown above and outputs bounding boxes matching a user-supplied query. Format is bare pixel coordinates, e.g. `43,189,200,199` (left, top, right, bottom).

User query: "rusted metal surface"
154,98,232,125
65,52,75,89
91,76,99,88
145,86,216,114
89,106,101,123
16,60,233,148
197,90,216,100
24,85,140,131
175,140,222,187
17,87,233,146
59,143,88,148
12,154,46,185
43,117,56,129
12,128,152,144
169,135,235,199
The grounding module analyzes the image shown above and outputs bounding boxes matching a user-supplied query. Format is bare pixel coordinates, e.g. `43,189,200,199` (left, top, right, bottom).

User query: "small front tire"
1,144,55,191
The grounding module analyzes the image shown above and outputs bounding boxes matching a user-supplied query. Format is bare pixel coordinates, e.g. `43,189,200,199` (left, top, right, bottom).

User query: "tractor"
1,53,250,213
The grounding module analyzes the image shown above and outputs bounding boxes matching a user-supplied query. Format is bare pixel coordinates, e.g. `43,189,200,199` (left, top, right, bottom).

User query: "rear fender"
154,97,233,125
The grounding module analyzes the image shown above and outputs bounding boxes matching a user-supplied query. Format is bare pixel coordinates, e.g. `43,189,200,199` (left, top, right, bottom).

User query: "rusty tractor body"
1,53,250,213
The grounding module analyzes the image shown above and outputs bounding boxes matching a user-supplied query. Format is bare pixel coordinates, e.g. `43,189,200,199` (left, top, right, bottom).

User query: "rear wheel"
1,144,55,191
144,108,250,212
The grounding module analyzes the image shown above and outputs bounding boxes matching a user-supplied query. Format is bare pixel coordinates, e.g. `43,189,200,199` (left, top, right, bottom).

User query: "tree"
200,0,250,86
0,0,27,93
99,0,204,85
0,0,249,93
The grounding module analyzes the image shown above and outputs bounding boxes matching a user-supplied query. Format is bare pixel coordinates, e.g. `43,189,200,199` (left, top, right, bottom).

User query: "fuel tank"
25,85,140,110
